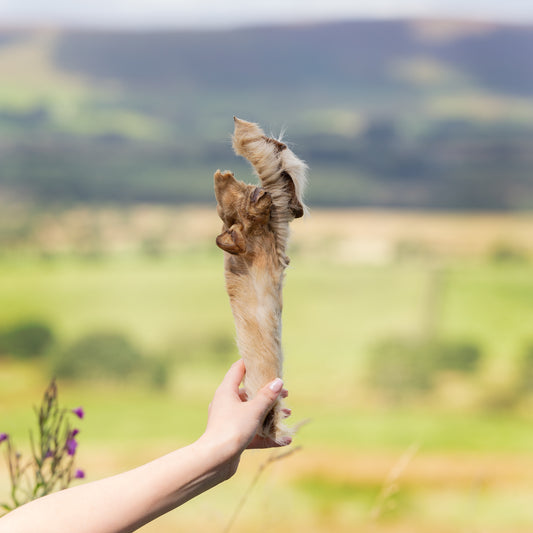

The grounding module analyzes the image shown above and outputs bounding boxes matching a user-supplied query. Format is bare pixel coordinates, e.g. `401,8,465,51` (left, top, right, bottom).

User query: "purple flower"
0,433,8,443
71,429,80,438
74,469,85,479
66,438,78,456
72,407,84,419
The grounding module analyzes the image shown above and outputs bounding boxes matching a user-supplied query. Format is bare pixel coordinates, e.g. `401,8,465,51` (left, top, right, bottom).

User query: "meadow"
1,207,533,532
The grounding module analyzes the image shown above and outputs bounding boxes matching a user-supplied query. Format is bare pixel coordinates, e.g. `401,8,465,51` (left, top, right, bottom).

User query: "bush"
167,330,236,366
140,236,165,258
143,357,170,390
434,341,481,374
367,337,435,401
0,321,55,358
394,240,432,262
207,333,236,363
489,242,529,264
367,336,482,401
53,332,143,381
517,343,533,393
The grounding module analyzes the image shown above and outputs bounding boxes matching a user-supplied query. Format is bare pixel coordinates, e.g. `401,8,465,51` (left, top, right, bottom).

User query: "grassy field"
1,208,533,532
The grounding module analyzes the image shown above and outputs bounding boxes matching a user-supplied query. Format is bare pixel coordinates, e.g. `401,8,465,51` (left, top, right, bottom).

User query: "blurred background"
1,1,533,532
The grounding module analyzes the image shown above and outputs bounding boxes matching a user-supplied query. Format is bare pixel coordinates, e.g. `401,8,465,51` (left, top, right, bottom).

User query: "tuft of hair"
261,403,295,445
232,116,308,267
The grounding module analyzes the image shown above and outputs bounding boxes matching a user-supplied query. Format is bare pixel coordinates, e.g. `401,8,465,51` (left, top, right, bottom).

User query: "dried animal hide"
214,117,307,443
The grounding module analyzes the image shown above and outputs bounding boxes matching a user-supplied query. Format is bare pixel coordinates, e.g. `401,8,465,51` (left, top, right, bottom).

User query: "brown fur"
214,118,307,443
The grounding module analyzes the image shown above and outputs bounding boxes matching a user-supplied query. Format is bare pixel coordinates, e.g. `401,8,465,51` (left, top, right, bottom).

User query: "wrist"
195,432,243,480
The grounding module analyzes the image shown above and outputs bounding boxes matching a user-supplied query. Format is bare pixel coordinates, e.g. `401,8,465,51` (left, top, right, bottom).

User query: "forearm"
0,439,231,533
0,360,287,533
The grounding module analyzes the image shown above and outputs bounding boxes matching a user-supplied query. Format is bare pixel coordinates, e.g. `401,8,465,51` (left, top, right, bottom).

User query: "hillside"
1,19,533,208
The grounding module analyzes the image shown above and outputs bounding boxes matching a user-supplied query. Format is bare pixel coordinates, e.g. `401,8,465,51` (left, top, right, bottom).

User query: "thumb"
250,377,284,418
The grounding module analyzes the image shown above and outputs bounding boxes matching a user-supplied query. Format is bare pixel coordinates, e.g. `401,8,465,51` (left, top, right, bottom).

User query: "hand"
198,359,291,478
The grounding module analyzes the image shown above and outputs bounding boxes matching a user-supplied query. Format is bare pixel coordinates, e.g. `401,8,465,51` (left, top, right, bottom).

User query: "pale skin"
0,359,291,533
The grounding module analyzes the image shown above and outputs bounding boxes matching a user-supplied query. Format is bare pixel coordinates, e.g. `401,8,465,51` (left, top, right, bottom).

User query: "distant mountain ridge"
0,20,520,97
0,19,532,209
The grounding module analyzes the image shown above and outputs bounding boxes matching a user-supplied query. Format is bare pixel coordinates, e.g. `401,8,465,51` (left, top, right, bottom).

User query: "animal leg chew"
214,117,307,443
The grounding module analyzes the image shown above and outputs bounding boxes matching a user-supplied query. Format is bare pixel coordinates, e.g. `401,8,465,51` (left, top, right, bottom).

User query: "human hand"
198,359,291,476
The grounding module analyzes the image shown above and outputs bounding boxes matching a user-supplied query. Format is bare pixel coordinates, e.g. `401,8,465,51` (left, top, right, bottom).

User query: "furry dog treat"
214,117,307,444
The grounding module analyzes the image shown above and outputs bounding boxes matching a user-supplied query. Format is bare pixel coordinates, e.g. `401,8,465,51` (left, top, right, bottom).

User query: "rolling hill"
0,19,532,208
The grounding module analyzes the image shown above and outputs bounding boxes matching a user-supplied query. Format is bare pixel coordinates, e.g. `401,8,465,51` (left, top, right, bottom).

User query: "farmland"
1,207,532,532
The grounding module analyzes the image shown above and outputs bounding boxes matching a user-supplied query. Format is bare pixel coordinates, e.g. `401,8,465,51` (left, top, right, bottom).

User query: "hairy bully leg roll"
214,117,307,444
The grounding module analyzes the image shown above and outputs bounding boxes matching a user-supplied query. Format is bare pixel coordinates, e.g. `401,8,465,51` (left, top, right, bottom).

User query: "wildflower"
66,438,78,456
2,379,86,510
72,407,84,419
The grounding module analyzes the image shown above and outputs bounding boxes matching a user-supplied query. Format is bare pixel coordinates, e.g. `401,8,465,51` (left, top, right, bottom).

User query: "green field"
1,209,533,532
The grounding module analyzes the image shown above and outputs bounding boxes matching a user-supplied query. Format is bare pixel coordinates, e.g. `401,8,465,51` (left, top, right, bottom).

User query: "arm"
0,360,289,533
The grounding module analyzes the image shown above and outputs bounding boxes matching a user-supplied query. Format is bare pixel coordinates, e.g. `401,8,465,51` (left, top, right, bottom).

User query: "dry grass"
5,206,533,262
291,209,533,261
4,445,529,533
278,448,533,488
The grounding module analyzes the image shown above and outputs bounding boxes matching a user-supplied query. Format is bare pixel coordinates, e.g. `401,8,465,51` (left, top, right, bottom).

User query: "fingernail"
269,378,283,393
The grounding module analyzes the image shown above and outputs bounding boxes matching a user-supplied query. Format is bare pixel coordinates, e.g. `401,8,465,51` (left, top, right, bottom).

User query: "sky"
0,0,532,28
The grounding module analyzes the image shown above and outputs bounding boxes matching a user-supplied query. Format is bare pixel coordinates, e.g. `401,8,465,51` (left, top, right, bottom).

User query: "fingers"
238,387,287,402
247,435,287,449
248,377,284,420
247,406,293,449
